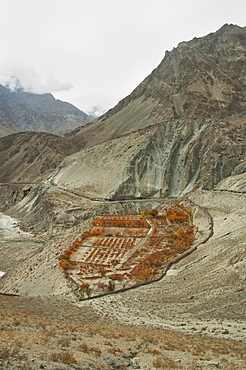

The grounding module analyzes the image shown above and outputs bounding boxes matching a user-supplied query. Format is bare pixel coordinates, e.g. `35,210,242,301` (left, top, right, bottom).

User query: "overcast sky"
0,0,245,116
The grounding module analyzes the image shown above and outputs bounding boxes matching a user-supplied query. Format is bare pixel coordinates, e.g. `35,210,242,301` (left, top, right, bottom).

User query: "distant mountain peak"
0,85,94,137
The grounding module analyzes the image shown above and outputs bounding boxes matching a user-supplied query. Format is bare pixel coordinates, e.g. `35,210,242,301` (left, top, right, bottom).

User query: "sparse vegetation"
49,351,76,365
0,292,245,369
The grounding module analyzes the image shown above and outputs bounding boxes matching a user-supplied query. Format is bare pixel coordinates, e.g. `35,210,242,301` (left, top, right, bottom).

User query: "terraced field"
59,203,195,299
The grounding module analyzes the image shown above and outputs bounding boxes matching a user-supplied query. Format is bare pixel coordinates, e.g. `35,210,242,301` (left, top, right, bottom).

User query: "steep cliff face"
52,118,245,199
68,24,246,149
144,23,246,122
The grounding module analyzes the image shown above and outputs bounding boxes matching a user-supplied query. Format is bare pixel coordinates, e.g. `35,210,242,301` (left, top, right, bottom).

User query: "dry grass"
49,351,76,364
0,293,245,369
153,355,176,368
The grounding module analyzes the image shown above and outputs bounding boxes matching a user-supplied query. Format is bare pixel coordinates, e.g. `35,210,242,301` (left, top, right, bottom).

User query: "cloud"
0,75,25,91
44,74,73,93
87,106,107,118
0,62,73,95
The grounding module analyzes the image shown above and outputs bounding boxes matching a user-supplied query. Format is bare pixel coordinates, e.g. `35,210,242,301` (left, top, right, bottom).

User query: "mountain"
56,24,246,199
68,24,246,149
0,85,94,137
53,118,246,199
0,24,245,201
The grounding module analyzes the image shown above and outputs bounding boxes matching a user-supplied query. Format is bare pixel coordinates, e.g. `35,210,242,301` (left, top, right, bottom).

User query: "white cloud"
0,75,24,91
87,106,107,117
45,75,73,93
0,65,73,95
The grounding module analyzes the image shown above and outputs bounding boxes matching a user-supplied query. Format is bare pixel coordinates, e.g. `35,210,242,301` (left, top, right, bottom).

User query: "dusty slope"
1,293,245,369
52,119,245,199
0,188,245,334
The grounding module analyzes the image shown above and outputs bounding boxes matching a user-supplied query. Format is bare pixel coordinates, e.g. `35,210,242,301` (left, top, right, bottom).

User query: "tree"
59,260,70,269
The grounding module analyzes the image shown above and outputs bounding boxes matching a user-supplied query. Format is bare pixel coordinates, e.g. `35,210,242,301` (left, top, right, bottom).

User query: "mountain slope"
68,24,246,149
55,24,246,199
0,86,94,137
0,132,80,183
52,118,245,199
0,26,245,365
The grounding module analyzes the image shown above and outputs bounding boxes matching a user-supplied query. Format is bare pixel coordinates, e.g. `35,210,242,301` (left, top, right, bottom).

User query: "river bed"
0,212,34,277
0,212,31,239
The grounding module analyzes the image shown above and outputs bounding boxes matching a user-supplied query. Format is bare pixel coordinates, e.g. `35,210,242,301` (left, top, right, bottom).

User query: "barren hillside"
51,118,246,199
0,186,245,368
53,24,246,200
0,131,81,184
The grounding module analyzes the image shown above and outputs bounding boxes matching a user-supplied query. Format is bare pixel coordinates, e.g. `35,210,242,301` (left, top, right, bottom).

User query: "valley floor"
0,189,245,369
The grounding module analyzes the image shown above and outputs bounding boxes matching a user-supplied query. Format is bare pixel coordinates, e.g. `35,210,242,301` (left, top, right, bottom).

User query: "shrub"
85,286,92,297
153,355,175,368
166,208,188,223
58,254,70,261
49,351,76,365
108,280,115,291
150,209,158,216
64,250,72,256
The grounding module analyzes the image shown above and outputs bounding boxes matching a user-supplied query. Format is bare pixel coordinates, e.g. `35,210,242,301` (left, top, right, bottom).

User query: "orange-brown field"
59,204,195,298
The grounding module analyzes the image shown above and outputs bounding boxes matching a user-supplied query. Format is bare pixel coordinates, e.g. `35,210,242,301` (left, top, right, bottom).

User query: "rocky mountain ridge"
68,24,246,149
